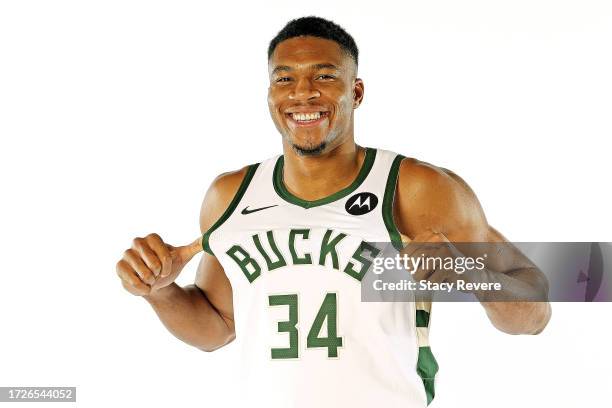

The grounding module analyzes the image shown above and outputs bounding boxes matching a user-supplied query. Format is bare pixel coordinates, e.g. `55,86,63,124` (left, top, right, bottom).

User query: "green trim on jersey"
382,154,405,250
272,147,377,209
416,309,430,328
202,163,260,256
416,303,438,405
417,346,439,405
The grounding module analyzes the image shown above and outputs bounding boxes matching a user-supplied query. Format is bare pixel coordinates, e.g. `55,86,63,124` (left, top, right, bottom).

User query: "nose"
289,77,320,101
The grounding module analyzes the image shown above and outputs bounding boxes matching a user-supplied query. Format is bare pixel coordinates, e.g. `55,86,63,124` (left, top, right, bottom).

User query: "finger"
406,247,443,280
116,260,151,296
172,237,203,265
401,234,439,258
123,249,156,286
132,237,162,277
412,265,435,282
121,279,150,296
145,233,172,278
412,229,441,243
401,230,451,264
427,269,449,284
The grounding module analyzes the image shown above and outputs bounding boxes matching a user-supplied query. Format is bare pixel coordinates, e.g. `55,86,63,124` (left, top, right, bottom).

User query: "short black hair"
268,16,359,66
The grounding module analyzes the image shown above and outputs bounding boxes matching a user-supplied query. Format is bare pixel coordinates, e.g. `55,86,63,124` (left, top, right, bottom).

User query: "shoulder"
394,156,487,237
397,157,474,200
199,166,251,234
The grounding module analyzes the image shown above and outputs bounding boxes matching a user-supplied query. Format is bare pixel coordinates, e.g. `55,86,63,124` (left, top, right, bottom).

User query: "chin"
286,131,330,155
292,141,327,156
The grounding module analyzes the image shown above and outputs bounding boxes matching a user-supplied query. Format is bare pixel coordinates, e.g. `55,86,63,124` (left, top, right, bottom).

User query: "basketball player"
116,17,551,407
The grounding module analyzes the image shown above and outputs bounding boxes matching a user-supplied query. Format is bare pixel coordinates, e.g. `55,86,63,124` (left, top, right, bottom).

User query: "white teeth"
291,112,323,122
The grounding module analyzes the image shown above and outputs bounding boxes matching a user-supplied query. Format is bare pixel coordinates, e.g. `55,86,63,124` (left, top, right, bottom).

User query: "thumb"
399,233,413,255
169,237,203,268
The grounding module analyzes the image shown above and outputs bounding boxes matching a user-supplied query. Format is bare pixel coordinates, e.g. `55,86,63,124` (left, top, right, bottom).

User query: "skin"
116,35,551,352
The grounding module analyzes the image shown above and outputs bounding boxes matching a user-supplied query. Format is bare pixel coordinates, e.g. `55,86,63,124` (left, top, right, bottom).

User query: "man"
116,17,551,407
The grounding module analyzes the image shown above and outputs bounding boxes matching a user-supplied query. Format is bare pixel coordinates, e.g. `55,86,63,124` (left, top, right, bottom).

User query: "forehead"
269,36,353,71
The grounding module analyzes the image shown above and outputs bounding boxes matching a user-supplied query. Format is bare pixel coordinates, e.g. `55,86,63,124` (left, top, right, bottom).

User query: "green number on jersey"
268,294,298,359
269,293,343,359
307,293,342,357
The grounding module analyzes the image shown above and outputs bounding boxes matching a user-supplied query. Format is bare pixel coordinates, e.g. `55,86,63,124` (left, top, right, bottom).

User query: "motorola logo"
345,192,378,215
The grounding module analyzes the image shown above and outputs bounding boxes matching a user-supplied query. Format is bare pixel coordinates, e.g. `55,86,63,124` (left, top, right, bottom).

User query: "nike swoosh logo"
241,205,278,215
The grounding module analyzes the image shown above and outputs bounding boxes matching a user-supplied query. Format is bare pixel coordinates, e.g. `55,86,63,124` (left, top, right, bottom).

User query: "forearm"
144,283,234,351
467,267,551,334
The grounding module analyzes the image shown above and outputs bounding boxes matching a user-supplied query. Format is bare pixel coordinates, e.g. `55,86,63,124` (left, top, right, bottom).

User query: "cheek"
268,89,286,111
267,89,277,110
267,94,283,118
334,94,353,117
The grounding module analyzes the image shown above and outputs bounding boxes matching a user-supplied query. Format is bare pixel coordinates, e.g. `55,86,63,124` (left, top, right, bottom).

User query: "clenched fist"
116,233,202,296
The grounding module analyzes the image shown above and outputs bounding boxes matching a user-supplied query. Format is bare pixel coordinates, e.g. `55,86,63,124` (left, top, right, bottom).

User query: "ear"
353,78,364,109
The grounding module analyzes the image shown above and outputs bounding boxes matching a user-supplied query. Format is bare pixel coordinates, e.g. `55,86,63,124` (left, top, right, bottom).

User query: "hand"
400,230,463,285
116,233,202,296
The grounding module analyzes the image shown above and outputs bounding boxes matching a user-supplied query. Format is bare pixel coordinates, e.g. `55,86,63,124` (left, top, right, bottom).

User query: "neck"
281,138,365,201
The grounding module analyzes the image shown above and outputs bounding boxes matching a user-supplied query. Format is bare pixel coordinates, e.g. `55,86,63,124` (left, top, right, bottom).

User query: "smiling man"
116,17,551,407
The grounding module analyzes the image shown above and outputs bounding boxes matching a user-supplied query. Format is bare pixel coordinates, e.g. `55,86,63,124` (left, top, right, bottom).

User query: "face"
268,36,364,156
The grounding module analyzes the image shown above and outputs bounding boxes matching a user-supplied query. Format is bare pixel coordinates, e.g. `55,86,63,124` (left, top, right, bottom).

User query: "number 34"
269,293,342,359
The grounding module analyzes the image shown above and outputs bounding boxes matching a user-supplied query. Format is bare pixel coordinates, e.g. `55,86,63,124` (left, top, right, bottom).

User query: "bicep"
478,225,536,273
443,201,537,275
193,166,248,325
395,159,489,240
396,160,537,274
194,251,234,325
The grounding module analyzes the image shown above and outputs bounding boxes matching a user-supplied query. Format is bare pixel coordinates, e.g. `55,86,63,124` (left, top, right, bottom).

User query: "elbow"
196,331,236,352
197,344,219,352
197,346,218,353
489,302,552,335
526,302,552,335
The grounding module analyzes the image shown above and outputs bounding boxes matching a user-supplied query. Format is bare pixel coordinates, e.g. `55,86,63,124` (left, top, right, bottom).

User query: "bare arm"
116,166,248,351
143,280,233,352
395,158,552,335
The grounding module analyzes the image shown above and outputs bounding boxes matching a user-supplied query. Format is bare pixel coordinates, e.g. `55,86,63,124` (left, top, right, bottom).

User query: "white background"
1,1,611,407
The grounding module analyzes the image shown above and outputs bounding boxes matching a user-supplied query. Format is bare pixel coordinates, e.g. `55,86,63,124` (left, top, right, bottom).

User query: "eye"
275,77,292,83
315,74,335,80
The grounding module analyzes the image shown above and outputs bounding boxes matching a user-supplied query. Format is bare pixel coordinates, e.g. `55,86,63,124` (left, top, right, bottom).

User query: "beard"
292,141,327,156
288,128,339,157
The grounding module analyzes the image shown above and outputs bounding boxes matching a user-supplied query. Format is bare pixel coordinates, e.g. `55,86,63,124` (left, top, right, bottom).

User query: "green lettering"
343,241,380,281
288,229,312,265
252,231,287,271
226,245,261,283
318,230,347,269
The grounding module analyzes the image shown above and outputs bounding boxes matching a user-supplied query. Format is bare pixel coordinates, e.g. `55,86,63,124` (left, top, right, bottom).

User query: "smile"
286,111,330,127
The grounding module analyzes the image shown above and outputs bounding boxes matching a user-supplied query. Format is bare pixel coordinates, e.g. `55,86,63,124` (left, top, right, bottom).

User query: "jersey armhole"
202,162,260,256
382,154,405,250
415,298,438,405
383,155,439,404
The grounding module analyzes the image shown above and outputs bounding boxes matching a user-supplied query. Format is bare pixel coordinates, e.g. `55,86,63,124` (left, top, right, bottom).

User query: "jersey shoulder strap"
201,161,262,255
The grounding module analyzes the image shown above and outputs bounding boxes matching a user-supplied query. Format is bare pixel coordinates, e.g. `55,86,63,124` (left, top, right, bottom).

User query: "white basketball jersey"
203,148,438,407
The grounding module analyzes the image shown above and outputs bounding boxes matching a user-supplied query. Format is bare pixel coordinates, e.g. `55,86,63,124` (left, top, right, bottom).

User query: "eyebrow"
312,63,338,71
271,63,339,76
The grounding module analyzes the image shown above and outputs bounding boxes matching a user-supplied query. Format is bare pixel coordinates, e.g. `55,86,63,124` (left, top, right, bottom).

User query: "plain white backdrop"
1,1,611,407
